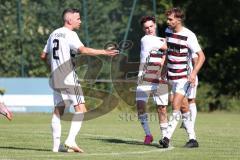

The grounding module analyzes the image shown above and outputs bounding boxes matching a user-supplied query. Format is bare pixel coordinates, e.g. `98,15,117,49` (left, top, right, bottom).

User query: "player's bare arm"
189,50,205,84
159,41,167,78
159,42,167,66
160,54,168,79
160,38,168,50
78,46,119,56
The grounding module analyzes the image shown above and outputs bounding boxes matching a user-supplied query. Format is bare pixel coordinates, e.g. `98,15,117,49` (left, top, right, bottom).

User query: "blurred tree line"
0,0,239,111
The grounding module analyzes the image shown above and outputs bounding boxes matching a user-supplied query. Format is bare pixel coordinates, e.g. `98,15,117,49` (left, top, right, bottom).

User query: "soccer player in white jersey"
160,7,205,148
171,53,199,131
40,8,118,153
136,16,168,145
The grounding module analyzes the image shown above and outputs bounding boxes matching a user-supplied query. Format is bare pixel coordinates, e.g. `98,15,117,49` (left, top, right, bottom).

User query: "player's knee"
74,103,87,113
137,100,146,114
169,94,173,105
188,98,195,104
157,105,167,113
53,106,65,116
181,102,189,113
172,101,181,110
181,106,189,113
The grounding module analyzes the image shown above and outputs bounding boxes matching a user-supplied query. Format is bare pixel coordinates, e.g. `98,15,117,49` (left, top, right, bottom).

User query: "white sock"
160,123,168,138
65,112,84,145
165,111,181,139
182,111,196,140
51,114,61,152
189,103,197,127
138,113,151,136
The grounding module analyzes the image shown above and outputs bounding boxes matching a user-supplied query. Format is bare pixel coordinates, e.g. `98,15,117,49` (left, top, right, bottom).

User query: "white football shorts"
169,76,198,99
136,83,168,106
53,85,85,107
169,79,191,97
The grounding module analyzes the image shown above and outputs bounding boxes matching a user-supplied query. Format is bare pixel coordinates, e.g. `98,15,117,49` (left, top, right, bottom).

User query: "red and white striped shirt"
165,27,201,81
138,35,166,84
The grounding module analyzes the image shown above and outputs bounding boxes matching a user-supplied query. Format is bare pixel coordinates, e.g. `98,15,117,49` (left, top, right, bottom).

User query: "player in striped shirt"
171,53,199,135
136,16,169,144
41,8,118,153
160,7,205,148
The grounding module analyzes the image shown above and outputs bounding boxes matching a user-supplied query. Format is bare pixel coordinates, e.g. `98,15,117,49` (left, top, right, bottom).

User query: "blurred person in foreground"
0,89,13,121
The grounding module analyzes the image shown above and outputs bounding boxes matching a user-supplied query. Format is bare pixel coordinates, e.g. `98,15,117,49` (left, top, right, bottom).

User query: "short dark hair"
62,8,80,21
165,7,184,20
140,16,156,26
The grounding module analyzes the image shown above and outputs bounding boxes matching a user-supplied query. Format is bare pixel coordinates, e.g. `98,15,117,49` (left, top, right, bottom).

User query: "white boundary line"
79,133,174,156
13,133,174,158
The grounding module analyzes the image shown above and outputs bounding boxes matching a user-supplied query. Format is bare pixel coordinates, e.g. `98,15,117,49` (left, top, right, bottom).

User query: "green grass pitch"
0,110,240,160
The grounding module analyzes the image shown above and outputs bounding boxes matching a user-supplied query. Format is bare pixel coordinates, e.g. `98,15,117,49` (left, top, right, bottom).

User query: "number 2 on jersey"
53,39,59,60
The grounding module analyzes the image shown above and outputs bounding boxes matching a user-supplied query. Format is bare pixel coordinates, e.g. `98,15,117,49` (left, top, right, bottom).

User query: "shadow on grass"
0,146,51,152
88,137,165,148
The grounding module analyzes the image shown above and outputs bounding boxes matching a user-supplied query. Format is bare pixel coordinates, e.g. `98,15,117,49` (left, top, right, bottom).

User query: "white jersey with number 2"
44,27,84,86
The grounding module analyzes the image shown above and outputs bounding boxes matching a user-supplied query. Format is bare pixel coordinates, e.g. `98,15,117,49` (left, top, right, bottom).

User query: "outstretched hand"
104,49,119,56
